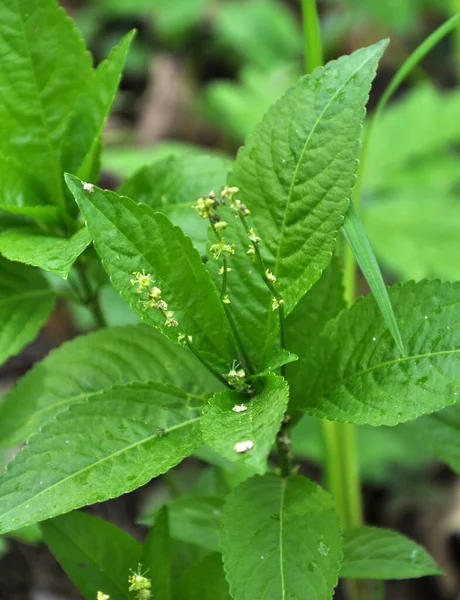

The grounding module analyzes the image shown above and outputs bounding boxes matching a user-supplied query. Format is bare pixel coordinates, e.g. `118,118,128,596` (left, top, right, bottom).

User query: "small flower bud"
131,271,152,292
155,300,168,311
248,228,260,243
272,297,284,311
210,213,221,223
221,185,239,203
247,245,255,255
214,221,228,231
265,269,276,283
219,266,231,275
222,295,231,304
149,286,162,299
97,593,110,600
165,317,179,328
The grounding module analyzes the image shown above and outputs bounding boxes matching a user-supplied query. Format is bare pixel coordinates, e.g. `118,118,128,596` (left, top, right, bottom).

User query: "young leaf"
340,526,442,579
66,175,235,369
342,202,405,355
0,257,55,366
221,474,342,600
0,0,92,205
0,381,203,534
119,153,231,254
286,257,345,405
142,506,172,600
41,510,142,600
174,553,231,600
417,404,460,473
293,280,460,426
201,373,289,474
229,40,387,313
61,31,135,181
0,227,91,279
0,324,216,448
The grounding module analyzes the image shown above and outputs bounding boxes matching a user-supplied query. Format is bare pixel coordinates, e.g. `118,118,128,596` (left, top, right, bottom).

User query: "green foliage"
202,373,289,474
41,510,142,600
0,257,55,366
341,526,442,579
417,404,460,472
0,324,215,448
0,382,203,534
174,553,231,600
295,281,460,425
66,175,235,369
142,507,172,600
221,475,342,600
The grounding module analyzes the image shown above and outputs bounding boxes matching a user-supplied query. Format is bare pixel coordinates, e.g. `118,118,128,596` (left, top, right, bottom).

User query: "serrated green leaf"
286,258,345,406
417,404,460,472
142,506,172,600
201,373,289,474
364,192,460,282
0,227,91,278
41,510,142,600
216,42,386,368
221,474,342,600
294,280,460,425
62,31,135,182
174,553,231,600
0,381,203,534
0,257,55,367
340,526,441,579
0,0,92,205
342,202,405,355
66,175,235,370
0,324,216,448
119,153,231,254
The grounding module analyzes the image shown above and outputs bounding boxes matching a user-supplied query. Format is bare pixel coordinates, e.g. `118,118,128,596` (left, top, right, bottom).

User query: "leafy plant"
1,1,459,599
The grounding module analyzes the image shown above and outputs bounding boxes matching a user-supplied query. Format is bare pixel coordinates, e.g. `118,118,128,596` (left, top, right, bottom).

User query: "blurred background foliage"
2,1,460,596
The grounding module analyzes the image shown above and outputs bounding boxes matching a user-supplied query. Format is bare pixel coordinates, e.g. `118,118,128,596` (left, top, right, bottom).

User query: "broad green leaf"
0,204,63,224
0,324,216,448
364,192,460,282
0,381,203,534
340,526,441,579
342,202,405,355
417,404,460,472
41,511,142,600
142,506,172,600
62,31,135,181
294,280,460,425
0,258,55,367
221,474,342,600
286,258,345,406
201,373,289,474
216,42,386,369
174,553,231,600
66,175,235,370
0,0,92,205
0,227,91,279
142,496,223,552
119,153,231,254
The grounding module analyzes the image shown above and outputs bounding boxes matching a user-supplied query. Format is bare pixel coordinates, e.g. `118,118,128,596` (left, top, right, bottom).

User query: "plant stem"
454,1,460,81
208,219,255,374
184,336,231,389
301,0,324,74
74,261,108,329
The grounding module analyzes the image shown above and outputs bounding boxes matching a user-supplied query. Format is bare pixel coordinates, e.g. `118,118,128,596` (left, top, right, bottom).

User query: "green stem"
184,336,231,389
209,219,255,374
454,1,460,81
74,261,108,329
301,0,324,73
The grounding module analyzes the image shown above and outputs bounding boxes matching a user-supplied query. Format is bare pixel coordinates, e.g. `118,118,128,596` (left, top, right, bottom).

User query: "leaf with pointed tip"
0,381,203,534
294,280,460,425
0,258,55,367
342,202,404,355
0,0,92,205
214,41,386,369
221,474,342,600
66,175,235,370
286,258,345,406
0,324,216,448
0,227,91,278
142,506,172,600
201,373,289,474
175,553,231,600
118,153,231,254
340,526,441,579
62,31,135,181
41,511,142,600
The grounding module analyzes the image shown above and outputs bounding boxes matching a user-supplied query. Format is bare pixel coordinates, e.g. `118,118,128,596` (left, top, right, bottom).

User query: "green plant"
1,1,460,599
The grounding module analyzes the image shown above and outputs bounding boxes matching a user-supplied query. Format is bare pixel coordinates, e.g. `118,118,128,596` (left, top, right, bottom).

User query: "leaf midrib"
1,416,201,527
274,47,381,280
